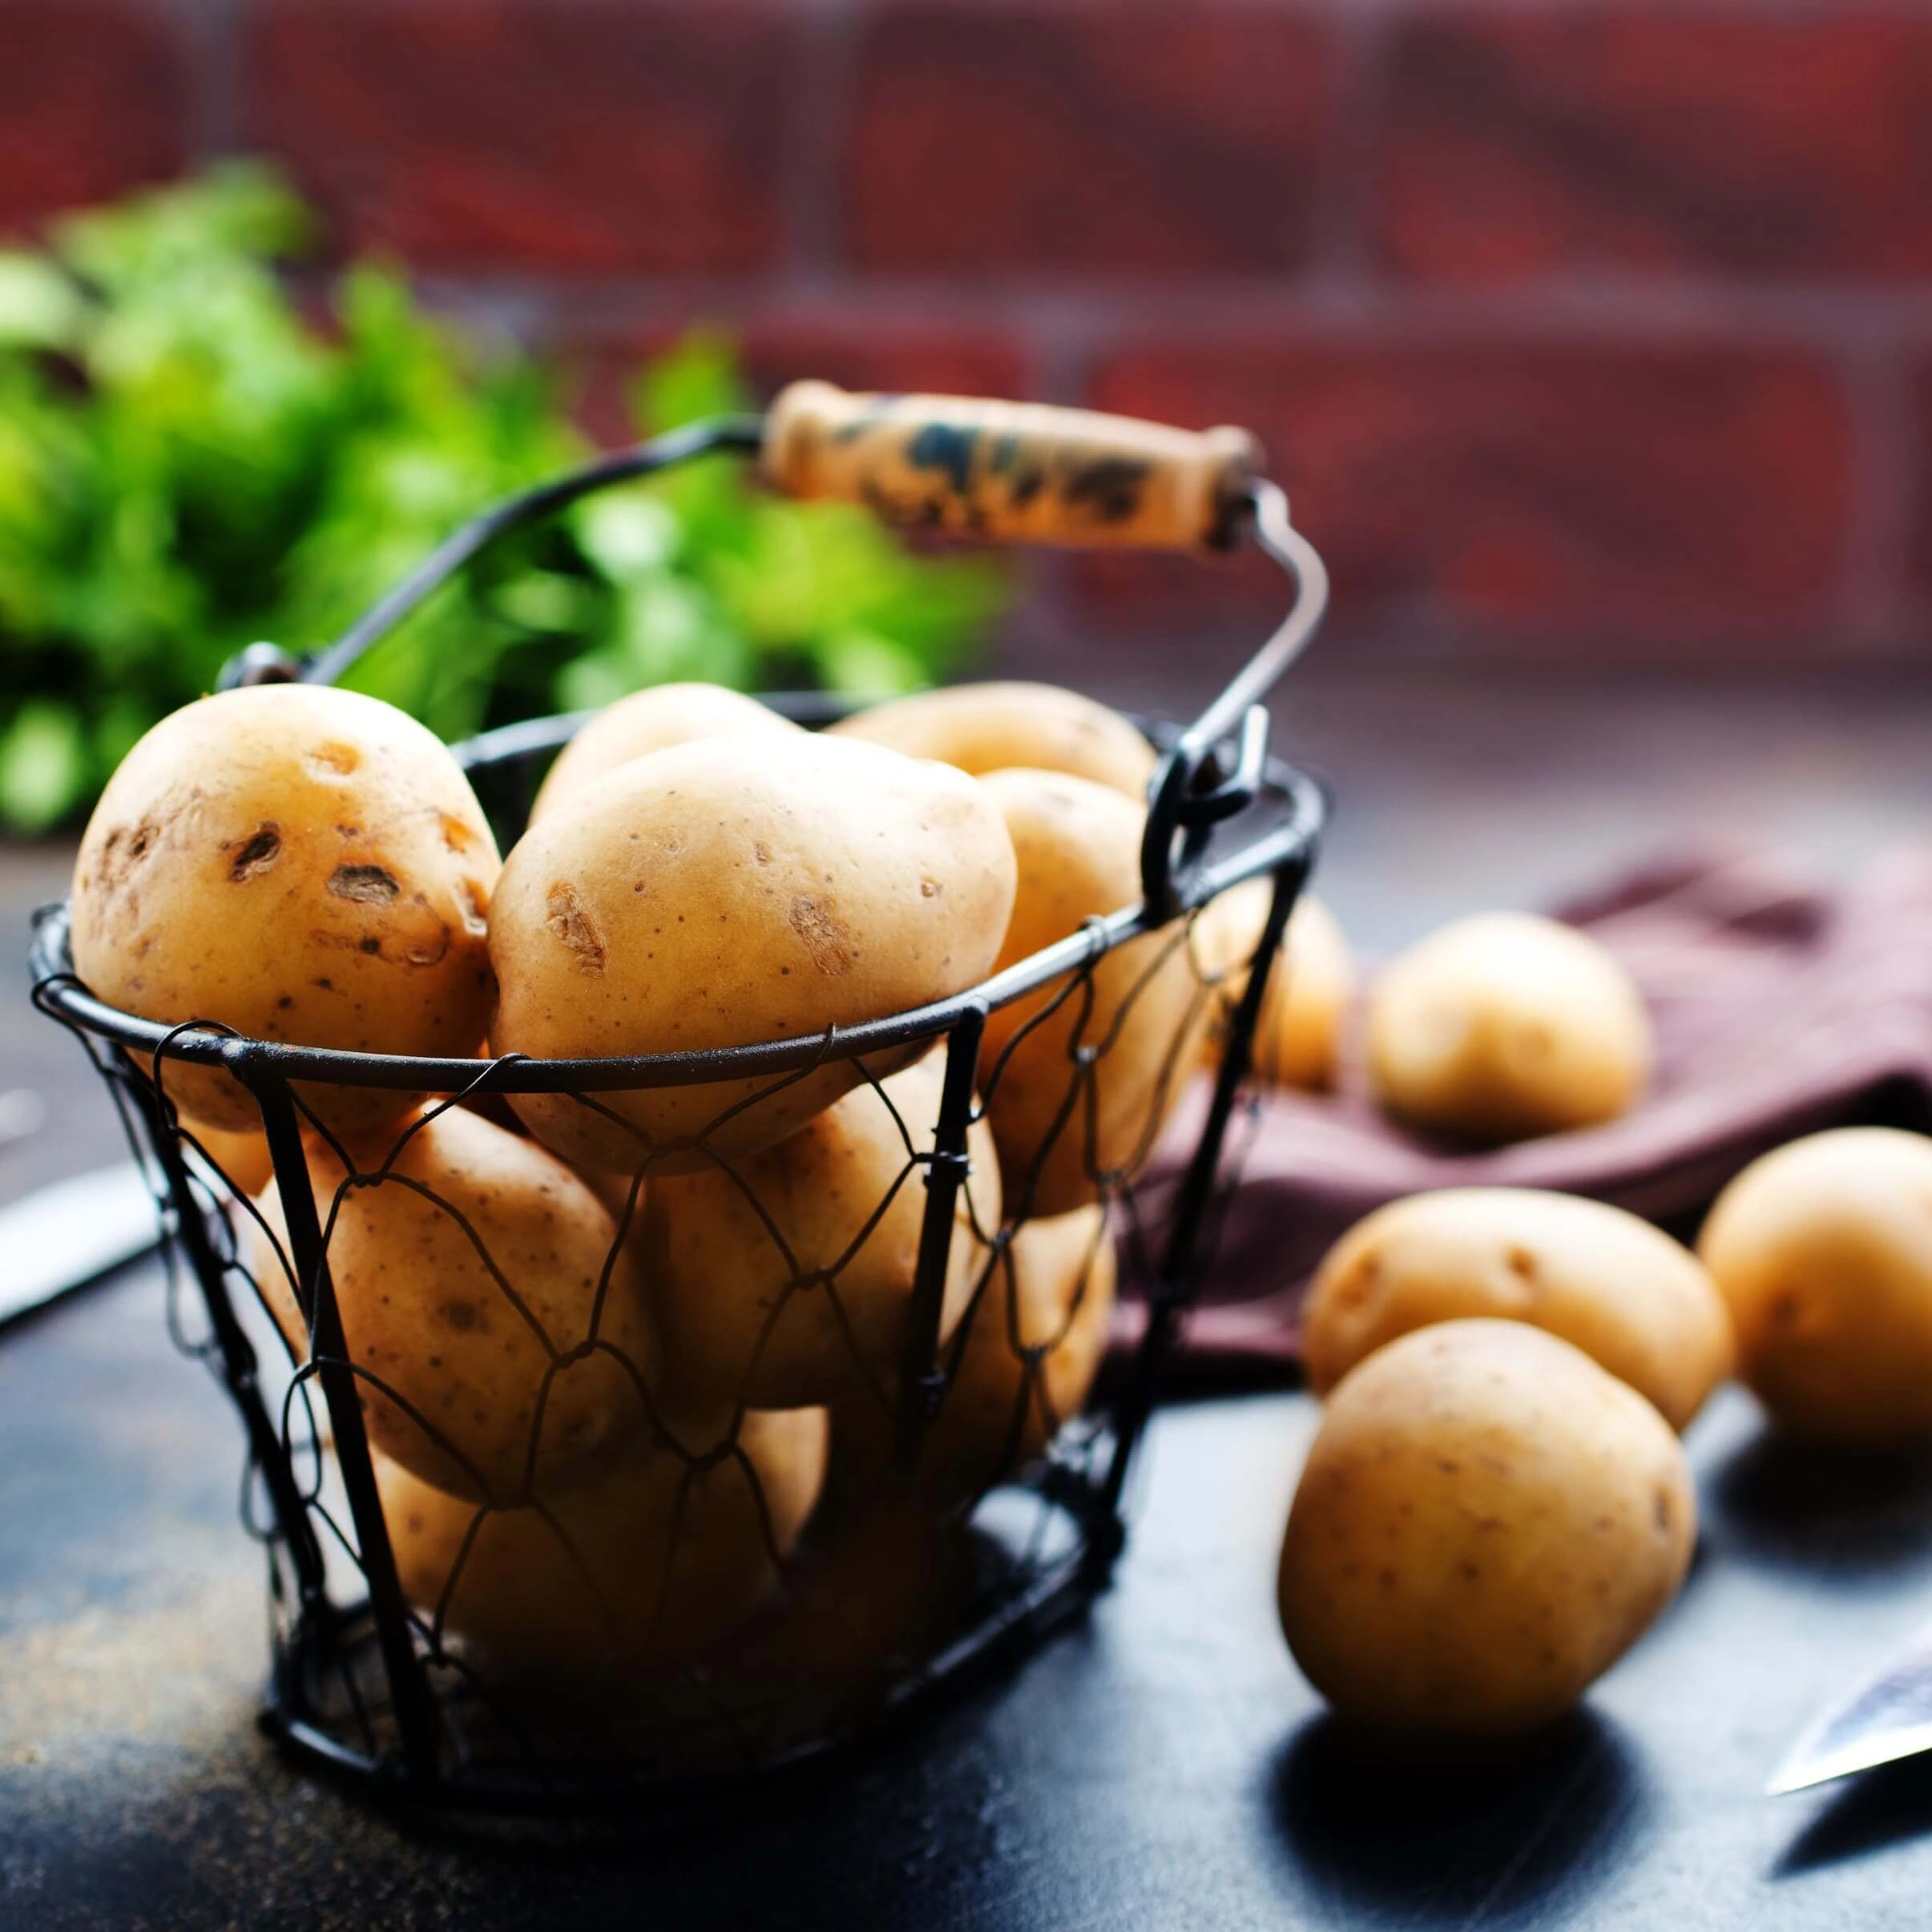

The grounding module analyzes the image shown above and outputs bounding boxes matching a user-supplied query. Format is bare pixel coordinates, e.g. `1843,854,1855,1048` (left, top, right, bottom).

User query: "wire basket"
30,386,1327,1814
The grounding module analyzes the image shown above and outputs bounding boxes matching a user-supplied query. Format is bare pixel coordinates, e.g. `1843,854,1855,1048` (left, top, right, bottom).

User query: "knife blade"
0,1163,163,1330
1769,1616,1932,1794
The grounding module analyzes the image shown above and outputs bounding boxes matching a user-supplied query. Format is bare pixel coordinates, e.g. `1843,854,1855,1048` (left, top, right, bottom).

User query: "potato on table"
1303,1188,1732,1431
977,768,1201,1217
70,684,500,1137
490,733,1017,1174
1279,1320,1696,1740
1698,1127,1932,1443
830,681,1157,800
642,1051,1000,1409
252,1105,657,1502
1368,911,1650,1143
529,682,801,825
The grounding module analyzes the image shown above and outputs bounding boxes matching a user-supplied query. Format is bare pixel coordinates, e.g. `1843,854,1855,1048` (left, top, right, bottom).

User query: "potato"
830,681,1156,800
489,733,1017,1174
977,768,1201,1216
252,1105,656,1501
837,1205,1116,1508
70,685,500,1138
643,1053,998,1409
1279,1321,1696,1739
1304,1189,1732,1431
188,1121,276,1200
376,1402,827,1680
1367,912,1650,1143
1193,880,1354,1091
1697,1127,1932,1443
529,682,800,826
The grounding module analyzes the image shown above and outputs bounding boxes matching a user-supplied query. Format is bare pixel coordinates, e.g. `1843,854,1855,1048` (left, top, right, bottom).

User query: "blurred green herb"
0,163,1005,833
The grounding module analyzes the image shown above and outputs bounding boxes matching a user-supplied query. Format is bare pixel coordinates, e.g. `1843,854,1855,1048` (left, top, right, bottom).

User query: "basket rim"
30,716,1323,1096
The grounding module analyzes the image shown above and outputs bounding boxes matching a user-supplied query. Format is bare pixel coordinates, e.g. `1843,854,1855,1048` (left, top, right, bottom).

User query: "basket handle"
760,381,1261,552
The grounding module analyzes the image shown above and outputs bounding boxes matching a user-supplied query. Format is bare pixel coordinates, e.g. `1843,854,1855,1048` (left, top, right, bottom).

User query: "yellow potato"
529,683,801,825
70,684,500,1137
1279,1320,1696,1739
1368,912,1650,1143
188,1121,276,1200
642,1053,999,1409
1304,1188,1732,1431
252,1105,656,1501
1193,879,1354,1091
830,681,1157,799
376,1402,827,1681
1698,1127,1932,1443
977,768,1201,1216
490,733,1017,1173
837,1204,1117,1508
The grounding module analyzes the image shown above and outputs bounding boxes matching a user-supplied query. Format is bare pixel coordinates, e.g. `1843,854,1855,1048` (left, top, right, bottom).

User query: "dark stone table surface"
8,1260,1932,1932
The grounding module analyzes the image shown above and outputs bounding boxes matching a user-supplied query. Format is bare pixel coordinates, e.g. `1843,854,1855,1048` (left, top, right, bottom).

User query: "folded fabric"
1129,847,1932,1382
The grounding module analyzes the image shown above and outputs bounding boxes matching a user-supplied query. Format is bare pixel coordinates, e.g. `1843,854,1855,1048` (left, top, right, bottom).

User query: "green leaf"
0,253,83,351
0,701,87,833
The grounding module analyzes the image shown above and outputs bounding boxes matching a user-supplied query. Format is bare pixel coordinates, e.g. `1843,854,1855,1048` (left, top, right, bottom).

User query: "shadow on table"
1264,1707,1648,1926
1709,1430,1932,1578
1776,1755,1932,1878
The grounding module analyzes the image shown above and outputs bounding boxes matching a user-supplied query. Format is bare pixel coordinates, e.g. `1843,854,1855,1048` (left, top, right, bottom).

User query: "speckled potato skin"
1304,1189,1732,1432
69,685,500,1136
376,1402,828,1681
976,769,1200,1216
490,734,1018,1174
641,1053,1000,1408
829,683,1158,800
1194,880,1355,1091
252,1106,656,1502
837,1204,1116,1508
529,683,801,826
1698,1128,1932,1443
1367,912,1651,1143
1279,1321,1696,1740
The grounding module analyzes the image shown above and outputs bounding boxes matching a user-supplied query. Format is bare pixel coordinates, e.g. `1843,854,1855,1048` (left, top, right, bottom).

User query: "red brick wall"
8,0,1932,672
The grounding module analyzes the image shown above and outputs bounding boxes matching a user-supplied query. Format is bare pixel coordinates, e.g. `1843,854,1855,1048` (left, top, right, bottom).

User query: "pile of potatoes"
68,674,1238,1706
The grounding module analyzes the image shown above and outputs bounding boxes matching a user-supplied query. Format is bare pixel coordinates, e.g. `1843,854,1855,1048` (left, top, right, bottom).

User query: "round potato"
530,683,800,825
188,1120,276,1200
830,682,1156,800
977,768,1200,1217
1279,1321,1696,1739
490,733,1017,1174
1194,880,1354,1091
1304,1189,1732,1431
70,684,500,1137
643,1052,999,1409
252,1105,656,1501
1367,912,1650,1143
1698,1127,1932,1443
837,1204,1116,1508
377,1402,827,1681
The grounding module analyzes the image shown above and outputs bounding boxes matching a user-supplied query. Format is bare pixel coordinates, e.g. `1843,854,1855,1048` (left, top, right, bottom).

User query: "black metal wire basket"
30,387,1327,1814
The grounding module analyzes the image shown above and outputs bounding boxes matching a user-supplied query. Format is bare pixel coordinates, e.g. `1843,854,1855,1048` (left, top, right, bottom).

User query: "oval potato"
252,1105,656,1501
490,734,1017,1173
642,1052,1001,1409
977,768,1200,1217
1698,1127,1932,1443
530,682,801,826
1279,1320,1696,1739
1368,911,1650,1143
1304,1188,1732,1431
71,684,500,1135
377,1402,827,1681
831,682,1156,800
1193,879,1354,1091
837,1204,1116,1508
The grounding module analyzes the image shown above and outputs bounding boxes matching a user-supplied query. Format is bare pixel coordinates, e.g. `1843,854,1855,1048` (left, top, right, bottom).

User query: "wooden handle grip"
760,381,1262,551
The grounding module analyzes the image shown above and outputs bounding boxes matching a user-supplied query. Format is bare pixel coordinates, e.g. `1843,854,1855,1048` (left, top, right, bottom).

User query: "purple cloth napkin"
1132,848,1932,1381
